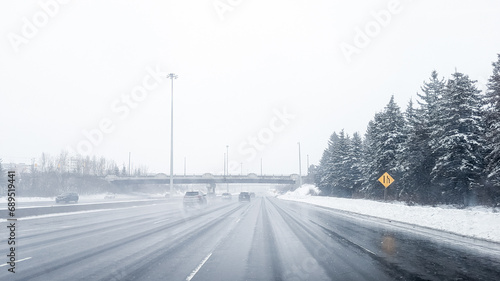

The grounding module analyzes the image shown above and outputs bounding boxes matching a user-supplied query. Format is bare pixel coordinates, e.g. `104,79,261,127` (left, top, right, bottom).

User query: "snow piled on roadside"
283,184,320,197
279,184,500,243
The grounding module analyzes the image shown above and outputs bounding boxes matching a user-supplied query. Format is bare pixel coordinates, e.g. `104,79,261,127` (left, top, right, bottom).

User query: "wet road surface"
1,196,499,280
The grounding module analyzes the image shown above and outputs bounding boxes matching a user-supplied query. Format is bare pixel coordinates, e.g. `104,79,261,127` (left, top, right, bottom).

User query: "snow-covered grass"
279,184,500,243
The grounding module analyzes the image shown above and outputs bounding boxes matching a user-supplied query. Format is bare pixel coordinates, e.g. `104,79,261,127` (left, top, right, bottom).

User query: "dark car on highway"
239,192,251,202
183,191,207,208
55,192,79,203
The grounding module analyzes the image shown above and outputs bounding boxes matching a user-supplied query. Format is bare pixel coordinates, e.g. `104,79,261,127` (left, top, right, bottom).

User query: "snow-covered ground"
278,184,500,243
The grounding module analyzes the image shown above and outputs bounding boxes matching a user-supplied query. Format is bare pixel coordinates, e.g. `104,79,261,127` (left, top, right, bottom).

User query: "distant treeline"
0,152,149,197
314,54,500,207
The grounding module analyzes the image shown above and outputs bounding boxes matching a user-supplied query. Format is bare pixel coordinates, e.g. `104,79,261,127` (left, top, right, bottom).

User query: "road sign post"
378,172,394,201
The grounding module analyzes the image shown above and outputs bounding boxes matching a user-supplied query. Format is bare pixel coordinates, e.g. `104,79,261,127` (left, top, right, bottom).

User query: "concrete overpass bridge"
106,173,299,193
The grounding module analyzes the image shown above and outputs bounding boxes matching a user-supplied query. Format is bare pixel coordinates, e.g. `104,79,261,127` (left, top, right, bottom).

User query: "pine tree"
347,132,364,196
484,54,500,205
398,99,421,203
396,72,448,204
414,71,447,204
315,132,339,195
362,96,406,199
378,96,406,199
417,71,446,131
431,72,485,206
362,116,383,197
330,130,352,197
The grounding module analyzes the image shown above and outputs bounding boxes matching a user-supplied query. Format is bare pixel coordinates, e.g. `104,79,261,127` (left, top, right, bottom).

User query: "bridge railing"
106,173,300,183
113,174,298,179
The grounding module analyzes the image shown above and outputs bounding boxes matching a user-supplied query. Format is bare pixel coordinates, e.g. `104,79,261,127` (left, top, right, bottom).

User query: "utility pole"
260,158,263,176
298,142,302,188
128,152,131,177
184,157,186,176
167,73,177,196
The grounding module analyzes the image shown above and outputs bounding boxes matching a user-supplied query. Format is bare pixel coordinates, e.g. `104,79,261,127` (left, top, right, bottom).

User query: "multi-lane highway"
1,196,500,280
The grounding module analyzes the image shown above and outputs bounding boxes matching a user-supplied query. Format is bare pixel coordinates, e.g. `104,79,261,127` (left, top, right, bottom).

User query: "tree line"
314,54,500,207
0,152,149,197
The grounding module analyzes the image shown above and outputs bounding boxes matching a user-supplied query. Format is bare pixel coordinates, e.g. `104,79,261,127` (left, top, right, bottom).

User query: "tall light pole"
298,142,302,188
223,153,226,176
167,73,177,196
226,145,229,192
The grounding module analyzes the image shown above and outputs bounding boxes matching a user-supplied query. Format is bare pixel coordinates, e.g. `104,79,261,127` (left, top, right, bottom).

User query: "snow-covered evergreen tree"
362,117,383,197
330,130,352,197
316,130,362,198
397,72,448,204
430,71,485,206
484,54,500,204
417,71,446,130
398,99,422,202
362,96,406,199
415,71,447,204
348,132,364,196
315,132,339,195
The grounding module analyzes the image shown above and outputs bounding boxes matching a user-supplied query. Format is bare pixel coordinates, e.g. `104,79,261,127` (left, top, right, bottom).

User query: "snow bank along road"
279,190,500,243
1,197,499,280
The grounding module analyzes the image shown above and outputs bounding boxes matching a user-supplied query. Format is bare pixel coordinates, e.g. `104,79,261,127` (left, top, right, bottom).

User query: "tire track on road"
14,203,243,281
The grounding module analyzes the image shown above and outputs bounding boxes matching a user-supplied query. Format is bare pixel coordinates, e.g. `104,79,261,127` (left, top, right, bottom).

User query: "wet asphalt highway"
1,196,499,280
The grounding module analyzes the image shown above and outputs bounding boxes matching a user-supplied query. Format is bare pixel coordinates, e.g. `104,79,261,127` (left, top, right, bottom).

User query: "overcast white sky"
1,0,499,175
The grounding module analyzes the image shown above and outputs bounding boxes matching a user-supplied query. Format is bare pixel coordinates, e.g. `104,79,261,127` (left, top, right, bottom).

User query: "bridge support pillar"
208,182,216,194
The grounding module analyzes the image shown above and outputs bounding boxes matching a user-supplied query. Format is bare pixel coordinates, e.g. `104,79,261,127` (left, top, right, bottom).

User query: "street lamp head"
167,73,178,79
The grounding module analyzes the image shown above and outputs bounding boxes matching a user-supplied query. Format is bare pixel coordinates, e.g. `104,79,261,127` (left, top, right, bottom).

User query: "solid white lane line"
0,257,32,267
185,252,213,281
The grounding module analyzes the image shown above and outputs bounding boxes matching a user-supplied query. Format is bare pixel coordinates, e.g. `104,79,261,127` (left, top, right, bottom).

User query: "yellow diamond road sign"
378,172,394,188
